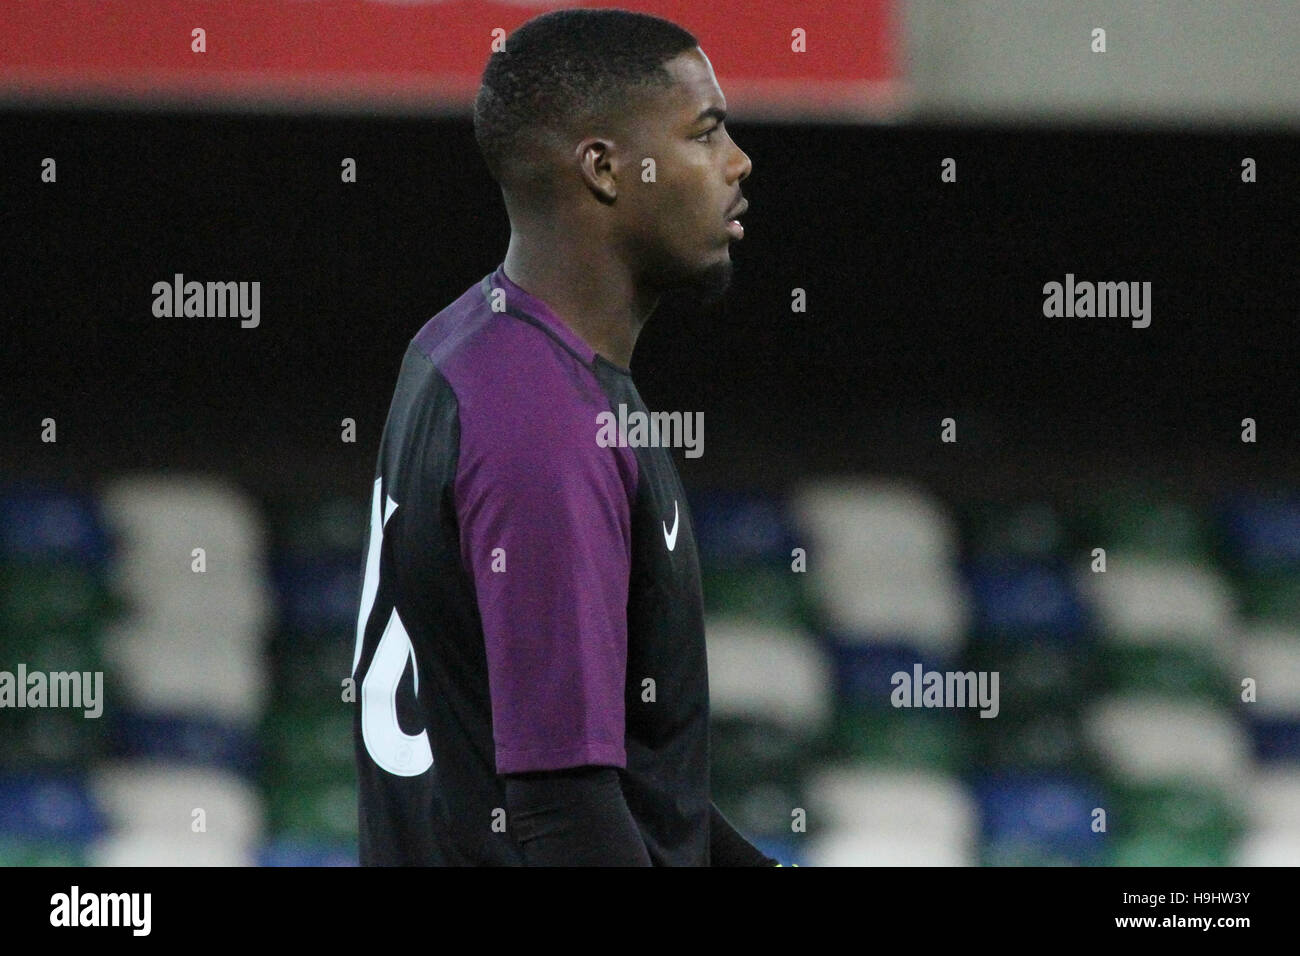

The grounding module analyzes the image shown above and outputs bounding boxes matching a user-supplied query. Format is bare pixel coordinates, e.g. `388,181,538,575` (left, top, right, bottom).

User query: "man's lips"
725,198,748,240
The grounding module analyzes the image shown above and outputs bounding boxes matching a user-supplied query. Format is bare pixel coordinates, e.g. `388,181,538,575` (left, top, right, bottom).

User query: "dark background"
4,110,1298,505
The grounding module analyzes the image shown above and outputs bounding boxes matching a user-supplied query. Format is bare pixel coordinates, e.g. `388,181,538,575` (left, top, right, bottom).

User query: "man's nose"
733,146,753,182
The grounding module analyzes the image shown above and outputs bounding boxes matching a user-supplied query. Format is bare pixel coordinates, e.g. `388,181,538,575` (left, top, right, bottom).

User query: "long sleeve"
505,766,652,866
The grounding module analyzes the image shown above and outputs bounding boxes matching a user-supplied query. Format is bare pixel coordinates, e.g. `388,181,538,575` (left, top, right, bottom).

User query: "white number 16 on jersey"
353,477,433,777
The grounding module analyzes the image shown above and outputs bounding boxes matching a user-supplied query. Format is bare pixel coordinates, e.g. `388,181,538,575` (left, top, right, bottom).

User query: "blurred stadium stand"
3,474,1296,865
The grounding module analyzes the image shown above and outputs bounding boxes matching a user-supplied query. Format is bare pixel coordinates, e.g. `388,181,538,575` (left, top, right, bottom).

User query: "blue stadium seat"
972,772,1107,865
1248,715,1300,762
1217,491,1300,574
271,556,362,634
689,490,797,569
258,839,357,867
109,710,259,777
0,774,106,843
963,557,1090,641
0,484,113,566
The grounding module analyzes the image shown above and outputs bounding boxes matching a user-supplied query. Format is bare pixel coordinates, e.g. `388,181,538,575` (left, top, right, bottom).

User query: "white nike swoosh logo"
663,500,679,552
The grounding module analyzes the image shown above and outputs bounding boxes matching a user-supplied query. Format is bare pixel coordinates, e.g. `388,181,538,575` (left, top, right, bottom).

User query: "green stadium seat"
701,566,809,627
1100,642,1228,703
970,710,1095,773
0,837,86,866
265,780,357,842
0,562,117,639
1235,572,1300,626
1110,780,1244,849
833,705,972,772
1072,487,1210,562
261,704,355,789
962,501,1065,561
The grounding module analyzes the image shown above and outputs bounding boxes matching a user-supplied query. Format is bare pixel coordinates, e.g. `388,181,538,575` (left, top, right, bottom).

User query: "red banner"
0,0,901,118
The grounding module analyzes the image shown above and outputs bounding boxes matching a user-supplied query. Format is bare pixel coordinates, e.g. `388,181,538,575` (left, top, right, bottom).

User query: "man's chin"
661,259,734,309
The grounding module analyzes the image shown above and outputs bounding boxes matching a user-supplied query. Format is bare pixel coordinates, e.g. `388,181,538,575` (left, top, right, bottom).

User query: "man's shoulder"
409,274,610,430
409,274,495,370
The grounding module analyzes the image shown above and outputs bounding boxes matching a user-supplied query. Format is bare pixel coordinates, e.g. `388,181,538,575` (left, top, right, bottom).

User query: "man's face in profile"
614,46,753,307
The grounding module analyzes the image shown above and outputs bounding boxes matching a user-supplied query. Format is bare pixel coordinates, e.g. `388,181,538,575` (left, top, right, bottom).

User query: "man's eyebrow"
692,106,727,126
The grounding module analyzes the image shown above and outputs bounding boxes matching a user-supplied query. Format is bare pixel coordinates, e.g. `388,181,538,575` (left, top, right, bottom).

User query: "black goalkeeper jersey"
352,264,712,865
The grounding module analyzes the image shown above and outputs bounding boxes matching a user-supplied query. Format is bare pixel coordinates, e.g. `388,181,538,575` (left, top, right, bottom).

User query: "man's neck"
502,238,658,370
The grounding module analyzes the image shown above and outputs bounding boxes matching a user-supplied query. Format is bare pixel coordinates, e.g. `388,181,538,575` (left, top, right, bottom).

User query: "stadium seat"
264,780,357,843
701,566,809,627
806,766,977,859
100,475,266,564
790,478,969,653
824,639,956,708
0,562,119,637
264,494,369,561
1247,715,1300,762
108,710,259,777
1109,832,1232,866
1083,696,1250,784
1235,572,1300,626
270,555,362,634
1078,557,1235,642
1072,486,1211,562
971,771,1106,865
1108,780,1244,865
806,830,975,866
706,619,828,841
1237,624,1300,716
705,617,831,732
689,490,797,570
104,626,267,721
1242,763,1300,832
1,707,107,771
961,500,1066,562
270,628,353,712
964,557,1090,641
1216,490,1300,575
790,479,962,571
258,838,357,867
0,485,113,566
91,762,262,847
833,704,971,771
89,831,254,867
0,774,106,844
963,637,1097,711
1100,643,1229,703
970,710,1093,774
0,837,86,866
260,703,354,790
1232,830,1300,866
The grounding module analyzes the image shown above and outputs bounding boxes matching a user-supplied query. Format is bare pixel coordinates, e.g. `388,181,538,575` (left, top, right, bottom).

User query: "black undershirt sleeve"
709,802,780,866
504,765,652,866
504,768,778,866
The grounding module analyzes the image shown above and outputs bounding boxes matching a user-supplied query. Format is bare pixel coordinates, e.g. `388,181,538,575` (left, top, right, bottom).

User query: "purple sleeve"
453,371,637,775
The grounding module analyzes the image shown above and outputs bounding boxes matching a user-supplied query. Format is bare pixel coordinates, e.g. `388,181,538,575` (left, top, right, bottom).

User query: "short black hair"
473,9,699,194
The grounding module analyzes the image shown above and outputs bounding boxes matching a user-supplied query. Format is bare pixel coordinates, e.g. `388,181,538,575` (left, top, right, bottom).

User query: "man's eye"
695,126,719,143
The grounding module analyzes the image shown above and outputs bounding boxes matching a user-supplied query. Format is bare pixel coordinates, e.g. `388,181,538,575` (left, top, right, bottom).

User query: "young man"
353,8,770,866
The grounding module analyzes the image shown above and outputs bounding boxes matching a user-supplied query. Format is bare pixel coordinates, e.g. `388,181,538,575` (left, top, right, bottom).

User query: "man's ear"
575,136,619,204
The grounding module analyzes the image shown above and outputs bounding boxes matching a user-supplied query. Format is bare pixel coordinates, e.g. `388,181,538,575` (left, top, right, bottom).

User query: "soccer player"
352,8,770,866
